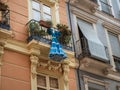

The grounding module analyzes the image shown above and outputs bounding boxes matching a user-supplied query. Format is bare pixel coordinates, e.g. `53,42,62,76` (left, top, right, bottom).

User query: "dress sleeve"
47,28,53,35
55,29,61,39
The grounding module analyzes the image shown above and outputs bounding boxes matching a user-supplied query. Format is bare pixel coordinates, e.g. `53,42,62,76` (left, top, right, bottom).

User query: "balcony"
75,36,112,75
26,19,73,51
0,1,12,39
0,1,10,30
0,10,10,30
90,0,98,3
77,37,109,61
114,56,120,72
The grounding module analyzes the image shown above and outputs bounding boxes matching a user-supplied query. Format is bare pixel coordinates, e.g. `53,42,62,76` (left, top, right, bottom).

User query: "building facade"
0,0,120,90
67,0,120,90
0,0,77,90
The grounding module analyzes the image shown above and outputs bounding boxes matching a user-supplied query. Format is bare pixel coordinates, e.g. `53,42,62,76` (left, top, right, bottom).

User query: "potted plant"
0,1,8,11
28,20,40,36
39,26,48,36
39,20,53,28
56,24,72,45
28,20,48,36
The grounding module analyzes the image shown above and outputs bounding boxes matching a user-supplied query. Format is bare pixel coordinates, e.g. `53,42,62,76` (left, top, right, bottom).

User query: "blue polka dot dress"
47,28,67,62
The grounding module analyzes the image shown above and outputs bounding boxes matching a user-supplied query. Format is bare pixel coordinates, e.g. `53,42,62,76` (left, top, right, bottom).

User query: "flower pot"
39,20,51,28
0,2,8,11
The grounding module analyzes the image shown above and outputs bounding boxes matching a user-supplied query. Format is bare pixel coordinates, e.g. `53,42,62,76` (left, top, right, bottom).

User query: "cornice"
5,39,29,55
95,11,120,29
37,0,58,5
103,22,120,34
71,6,98,23
0,29,13,39
3,39,76,68
80,57,120,81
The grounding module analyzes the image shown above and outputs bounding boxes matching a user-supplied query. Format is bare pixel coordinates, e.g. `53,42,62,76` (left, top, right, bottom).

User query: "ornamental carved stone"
0,39,6,66
30,55,39,79
62,59,70,84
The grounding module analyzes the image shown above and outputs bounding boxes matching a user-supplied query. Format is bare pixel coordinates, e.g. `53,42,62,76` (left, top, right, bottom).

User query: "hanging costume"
47,28,67,62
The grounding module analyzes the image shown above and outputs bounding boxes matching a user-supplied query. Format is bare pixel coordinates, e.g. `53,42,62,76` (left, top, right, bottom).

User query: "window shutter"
77,19,108,61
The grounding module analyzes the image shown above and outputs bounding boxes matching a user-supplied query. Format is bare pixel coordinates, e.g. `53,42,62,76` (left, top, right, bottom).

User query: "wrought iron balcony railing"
114,56,120,72
90,0,97,3
0,9,10,30
76,37,109,62
26,19,73,51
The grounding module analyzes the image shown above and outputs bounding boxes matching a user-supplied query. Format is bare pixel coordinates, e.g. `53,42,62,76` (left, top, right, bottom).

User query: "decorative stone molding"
38,0,58,5
0,39,6,66
27,40,41,56
103,22,120,34
62,59,70,84
0,29,13,39
71,6,98,23
38,60,62,71
80,57,112,76
30,55,39,79
69,0,98,13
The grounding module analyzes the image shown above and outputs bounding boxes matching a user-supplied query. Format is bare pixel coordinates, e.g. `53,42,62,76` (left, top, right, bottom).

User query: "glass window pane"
43,13,51,20
37,88,46,90
32,1,40,11
101,2,111,14
88,82,105,90
32,10,41,21
49,77,59,89
108,32,120,57
43,5,51,14
101,0,107,3
37,75,46,87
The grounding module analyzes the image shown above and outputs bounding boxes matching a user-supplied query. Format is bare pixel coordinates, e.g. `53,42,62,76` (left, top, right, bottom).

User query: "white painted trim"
97,0,102,10
104,28,116,70
28,0,32,20
117,0,120,16
109,0,115,16
83,75,109,90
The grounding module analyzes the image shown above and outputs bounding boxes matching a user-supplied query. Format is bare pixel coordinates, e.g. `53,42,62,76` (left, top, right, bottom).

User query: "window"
37,74,59,90
77,19,108,61
32,0,52,21
117,86,120,90
83,75,109,90
88,82,106,90
108,32,120,72
100,0,112,15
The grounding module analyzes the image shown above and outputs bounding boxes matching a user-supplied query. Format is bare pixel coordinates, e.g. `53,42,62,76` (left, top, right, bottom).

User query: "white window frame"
28,0,60,26
31,1,52,21
106,30,120,71
83,75,109,90
97,0,114,16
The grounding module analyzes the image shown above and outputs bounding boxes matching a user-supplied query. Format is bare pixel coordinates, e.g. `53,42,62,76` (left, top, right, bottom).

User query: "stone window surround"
37,73,60,90
106,30,120,71
83,75,109,90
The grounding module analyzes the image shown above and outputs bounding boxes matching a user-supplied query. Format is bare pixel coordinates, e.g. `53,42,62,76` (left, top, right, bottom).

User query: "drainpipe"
66,0,81,90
